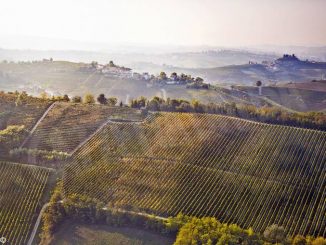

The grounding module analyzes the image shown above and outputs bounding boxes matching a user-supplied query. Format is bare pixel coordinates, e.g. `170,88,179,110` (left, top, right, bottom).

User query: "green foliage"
0,125,28,148
10,148,69,161
108,97,118,106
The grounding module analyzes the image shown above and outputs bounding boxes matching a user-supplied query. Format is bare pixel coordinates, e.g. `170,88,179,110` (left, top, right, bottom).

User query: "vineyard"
0,92,50,130
0,161,51,245
23,102,144,153
64,112,326,237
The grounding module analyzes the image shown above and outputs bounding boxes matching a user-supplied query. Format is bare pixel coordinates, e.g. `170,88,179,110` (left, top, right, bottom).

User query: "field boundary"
19,102,57,149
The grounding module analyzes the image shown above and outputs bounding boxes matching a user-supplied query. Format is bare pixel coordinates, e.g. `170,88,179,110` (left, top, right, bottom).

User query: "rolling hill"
63,112,326,237
22,102,144,153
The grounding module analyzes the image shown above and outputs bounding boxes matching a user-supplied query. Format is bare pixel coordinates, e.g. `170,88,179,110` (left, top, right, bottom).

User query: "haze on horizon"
0,0,326,51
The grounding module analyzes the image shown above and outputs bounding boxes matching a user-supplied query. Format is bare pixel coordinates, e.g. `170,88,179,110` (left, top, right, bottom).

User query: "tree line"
41,182,326,245
130,96,326,131
5,91,326,131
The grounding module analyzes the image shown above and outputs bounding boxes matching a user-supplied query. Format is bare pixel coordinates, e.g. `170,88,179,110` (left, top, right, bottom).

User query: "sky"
0,0,326,50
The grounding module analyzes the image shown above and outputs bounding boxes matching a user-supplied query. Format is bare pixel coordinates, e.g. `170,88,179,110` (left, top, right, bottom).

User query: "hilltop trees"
40,91,49,100
84,93,95,104
72,96,82,103
97,94,118,106
107,97,118,106
97,94,107,104
159,71,167,80
15,91,29,106
63,94,70,102
130,96,147,108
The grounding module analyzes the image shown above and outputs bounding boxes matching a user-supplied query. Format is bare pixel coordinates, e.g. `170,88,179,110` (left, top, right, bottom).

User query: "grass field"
49,221,174,245
0,161,52,245
23,102,144,153
64,112,326,237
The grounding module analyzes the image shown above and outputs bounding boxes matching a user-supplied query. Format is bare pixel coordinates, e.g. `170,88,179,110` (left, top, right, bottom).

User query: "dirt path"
27,202,50,245
20,102,57,148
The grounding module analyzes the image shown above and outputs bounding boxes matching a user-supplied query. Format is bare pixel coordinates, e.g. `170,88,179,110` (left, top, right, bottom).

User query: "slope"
63,112,326,237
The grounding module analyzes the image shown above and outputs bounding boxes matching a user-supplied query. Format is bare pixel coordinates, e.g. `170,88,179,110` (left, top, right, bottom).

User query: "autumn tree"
107,97,118,106
84,94,95,104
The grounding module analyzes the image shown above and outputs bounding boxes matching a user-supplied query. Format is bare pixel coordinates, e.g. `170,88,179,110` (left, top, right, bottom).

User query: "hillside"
0,92,51,130
190,55,326,84
23,102,144,153
0,161,52,245
280,80,326,92
0,61,233,105
63,112,326,237
236,86,326,112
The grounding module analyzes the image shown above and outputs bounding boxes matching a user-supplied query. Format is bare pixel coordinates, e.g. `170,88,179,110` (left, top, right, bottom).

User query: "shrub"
263,224,286,243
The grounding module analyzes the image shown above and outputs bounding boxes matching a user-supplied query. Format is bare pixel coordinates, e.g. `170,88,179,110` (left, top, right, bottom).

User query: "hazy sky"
0,0,326,49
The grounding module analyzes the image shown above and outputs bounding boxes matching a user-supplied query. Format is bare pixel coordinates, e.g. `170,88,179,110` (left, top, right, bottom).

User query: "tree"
97,94,108,104
107,97,118,106
72,96,82,103
108,61,115,67
63,94,70,102
0,125,28,149
195,77,204,83
170,72,178,81
311,237,326,245
84,94,95,104
91,61,98,68
40,92,49,100
263,224,286,243
159,71,167,80
292,235,306,245
256,80,262,95
119,101,123,107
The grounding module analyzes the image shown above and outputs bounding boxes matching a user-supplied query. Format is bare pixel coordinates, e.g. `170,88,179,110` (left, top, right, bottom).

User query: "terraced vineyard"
64,112,326,237
0,161,51,245
23,102,144,153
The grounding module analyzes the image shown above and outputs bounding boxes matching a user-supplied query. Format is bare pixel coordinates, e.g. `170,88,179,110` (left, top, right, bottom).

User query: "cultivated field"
0,161,51,245
23,102,144,153
64,112,326,237
0,92,50,130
